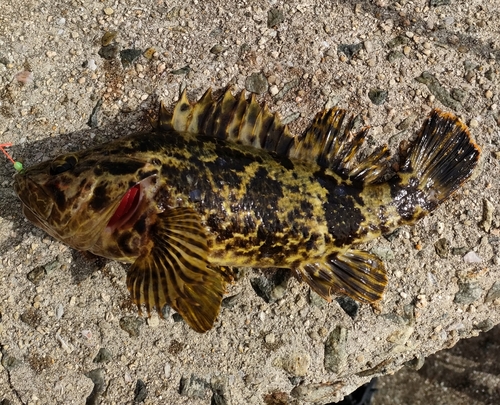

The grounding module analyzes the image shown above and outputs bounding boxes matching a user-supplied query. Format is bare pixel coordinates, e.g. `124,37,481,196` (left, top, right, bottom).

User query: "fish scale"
14,88,481,333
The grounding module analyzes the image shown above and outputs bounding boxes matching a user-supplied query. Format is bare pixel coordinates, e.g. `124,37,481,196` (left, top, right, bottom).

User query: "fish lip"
14,175,54,221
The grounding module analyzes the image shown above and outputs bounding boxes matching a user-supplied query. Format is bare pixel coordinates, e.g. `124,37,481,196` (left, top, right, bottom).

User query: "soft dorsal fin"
158,88,390,183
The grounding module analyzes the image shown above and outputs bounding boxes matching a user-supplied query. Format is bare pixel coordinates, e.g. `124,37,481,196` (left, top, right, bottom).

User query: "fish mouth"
106,183,143,231
14,175,54,221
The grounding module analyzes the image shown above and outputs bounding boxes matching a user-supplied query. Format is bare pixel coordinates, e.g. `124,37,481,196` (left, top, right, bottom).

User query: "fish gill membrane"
12,87,480,333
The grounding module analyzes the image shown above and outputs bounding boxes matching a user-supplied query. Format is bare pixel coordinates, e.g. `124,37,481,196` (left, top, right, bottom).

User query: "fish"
13,87,481,333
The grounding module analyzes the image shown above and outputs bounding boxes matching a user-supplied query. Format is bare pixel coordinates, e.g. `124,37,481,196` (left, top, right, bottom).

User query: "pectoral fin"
296,249,387,303
126,207,226,333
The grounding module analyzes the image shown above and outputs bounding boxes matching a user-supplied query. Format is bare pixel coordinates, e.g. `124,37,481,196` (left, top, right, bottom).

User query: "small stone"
147,314,160,327
430,0,451,6
119,316,144,337
291,382,343,402
368,88,388,105
98,44,119,60
250,269,289,303
221,293,240,308
93,348,112,363
1,353,21,370
415,71,462,110
337,43,363,59
434,238,450,258
134,379,147,403
386,326,414,344
484,281,500,303
463,251,482,263
283,352,310,377
245,72,269,95
27,266,46,285
120,48,142,68
397,114,417,130
335,296,359,319
480,199,494,232
20,308,41,329
387,50,404,62
265,333,276,345
85,368,105,405
170,65,191,75
454,282,483,305
101,31,117,46
485,89,493,99
209,44,225,54
475,319,494,332
364,40,374,53
143,47,156,60
46,51,57,58
324,326,348,373
269,85,279,96
103,7,114,15
179,375,208,399
268,7,285,28
210,377,230,405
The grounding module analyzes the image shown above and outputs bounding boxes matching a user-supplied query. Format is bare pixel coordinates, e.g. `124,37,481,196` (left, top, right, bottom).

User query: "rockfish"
14,88,480,332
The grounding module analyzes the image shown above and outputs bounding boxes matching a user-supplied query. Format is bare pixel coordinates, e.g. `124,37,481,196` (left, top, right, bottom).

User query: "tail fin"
393,109,481,219
402,109,481,202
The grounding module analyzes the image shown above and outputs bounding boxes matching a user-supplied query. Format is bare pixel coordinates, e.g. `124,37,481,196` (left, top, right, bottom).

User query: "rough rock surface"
0,0,499,404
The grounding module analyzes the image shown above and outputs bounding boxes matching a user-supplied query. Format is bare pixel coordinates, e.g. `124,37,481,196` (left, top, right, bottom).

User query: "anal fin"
296,249,387,304
126,207,226,333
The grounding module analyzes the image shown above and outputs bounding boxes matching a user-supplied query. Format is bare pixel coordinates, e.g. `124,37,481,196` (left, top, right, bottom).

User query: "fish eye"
50,155,78,175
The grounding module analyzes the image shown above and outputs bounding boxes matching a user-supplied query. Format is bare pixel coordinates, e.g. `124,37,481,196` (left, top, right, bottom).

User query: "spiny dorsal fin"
159,88,390,182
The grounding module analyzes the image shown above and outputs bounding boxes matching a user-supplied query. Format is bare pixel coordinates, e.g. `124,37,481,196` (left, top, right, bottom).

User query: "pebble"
119,316,144,337
415,71,462,110
27,266,46,285
103,7,114,15
134,379,148,403
335,296,359,320
87,59,97,71
1,353,21,370
250,269,289,303
291,382,343,402
454,282,483,305
147,313,160,327
485,90,493,99
324,325,348,373
267,7,285,28
480,199,494,232
434,238,450,258
98,44,119,60
85,368,105,405
46,51,57,58
179,374,208,399
337,43,363,59
120,49,142,68
463,251,482,263
143,47,156,60
101,31,117,47
209,44,225,54
283,351,310,377
387,50,404,62
269,85,279,96
368,88,388,105
93,348,112,363
484,281,500,303
245,72,269,95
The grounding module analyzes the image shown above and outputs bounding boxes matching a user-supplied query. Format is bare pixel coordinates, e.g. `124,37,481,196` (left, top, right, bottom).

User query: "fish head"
14,146,160,252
